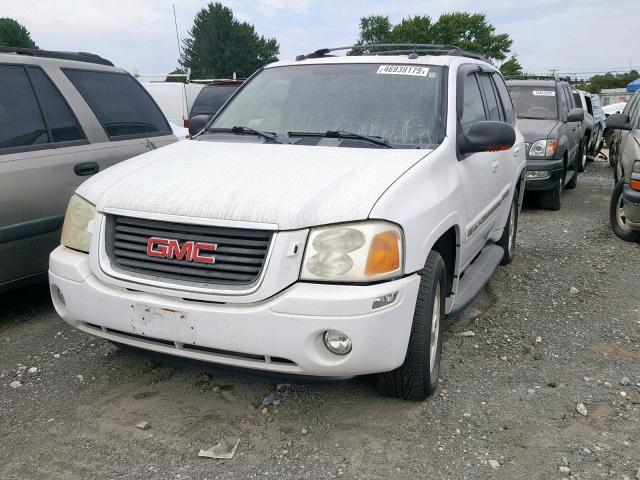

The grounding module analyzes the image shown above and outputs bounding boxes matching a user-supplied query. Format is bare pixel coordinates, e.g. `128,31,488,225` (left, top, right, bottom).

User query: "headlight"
632,160,640,174
60,194,97,253
528,139,558,158
301,221,403,282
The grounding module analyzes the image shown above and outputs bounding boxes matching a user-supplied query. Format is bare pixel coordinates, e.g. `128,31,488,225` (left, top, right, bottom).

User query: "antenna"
173,4,182,60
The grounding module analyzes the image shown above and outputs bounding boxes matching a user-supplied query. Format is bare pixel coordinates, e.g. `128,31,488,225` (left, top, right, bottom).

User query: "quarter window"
0,64,48,151
492,74,515,124
478,73,503,122
64,69,170,140
27,67,85,143
460,73,486,133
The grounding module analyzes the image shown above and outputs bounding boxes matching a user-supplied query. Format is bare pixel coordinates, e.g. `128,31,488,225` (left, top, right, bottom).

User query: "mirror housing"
606,113,633,131
567,108,584,123
457,121,516,155
188,114,213,137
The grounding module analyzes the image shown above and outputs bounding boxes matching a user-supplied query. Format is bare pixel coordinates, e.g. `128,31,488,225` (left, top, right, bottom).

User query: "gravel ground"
1,158,639,480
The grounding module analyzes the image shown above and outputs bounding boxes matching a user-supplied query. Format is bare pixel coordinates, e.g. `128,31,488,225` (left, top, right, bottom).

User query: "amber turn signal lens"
365,232,400,276
630,179,640,191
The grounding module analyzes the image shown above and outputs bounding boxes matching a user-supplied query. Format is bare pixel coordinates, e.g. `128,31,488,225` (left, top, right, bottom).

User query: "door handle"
492,160,499,173
74,162,100,176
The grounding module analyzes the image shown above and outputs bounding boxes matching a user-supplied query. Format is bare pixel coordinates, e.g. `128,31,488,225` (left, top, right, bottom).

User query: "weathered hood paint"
516,118,560,142
77,140,431,230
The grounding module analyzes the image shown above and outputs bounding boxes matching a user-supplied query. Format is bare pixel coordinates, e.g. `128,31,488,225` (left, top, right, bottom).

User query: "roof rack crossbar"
295,44,490,63
0,47,113,67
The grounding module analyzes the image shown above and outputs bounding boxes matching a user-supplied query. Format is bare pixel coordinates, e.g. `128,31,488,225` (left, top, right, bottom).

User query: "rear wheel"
610,180,640,242
376,251,446,400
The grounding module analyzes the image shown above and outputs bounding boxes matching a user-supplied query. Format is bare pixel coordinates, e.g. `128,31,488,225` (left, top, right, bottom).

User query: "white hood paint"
77,140,431,230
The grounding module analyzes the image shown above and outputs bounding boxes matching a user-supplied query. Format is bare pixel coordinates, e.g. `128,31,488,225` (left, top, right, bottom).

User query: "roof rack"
504,74,556,81
295,44,490,64
0,47,114,67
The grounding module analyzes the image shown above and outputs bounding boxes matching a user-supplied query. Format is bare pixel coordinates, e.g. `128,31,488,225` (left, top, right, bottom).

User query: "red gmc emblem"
146,237,218,264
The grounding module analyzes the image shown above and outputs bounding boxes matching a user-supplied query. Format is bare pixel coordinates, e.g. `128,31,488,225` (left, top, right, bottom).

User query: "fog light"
525,170,550,180
372,291,398,309
323,330,352,355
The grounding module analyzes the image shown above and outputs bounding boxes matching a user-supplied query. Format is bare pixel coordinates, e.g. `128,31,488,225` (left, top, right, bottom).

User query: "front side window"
478,73,503,122
27,67,85,143
460,73,486,133
211,64,446,146
508,86,558,120
191,85,240,118
0,64,48,151
64,69,170,140
492,74,515,125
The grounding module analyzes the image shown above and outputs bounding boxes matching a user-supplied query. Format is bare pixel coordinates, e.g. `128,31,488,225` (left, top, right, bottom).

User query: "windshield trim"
202,63,449,148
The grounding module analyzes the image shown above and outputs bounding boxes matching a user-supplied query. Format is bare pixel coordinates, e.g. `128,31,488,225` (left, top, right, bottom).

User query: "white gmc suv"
49,45,526,400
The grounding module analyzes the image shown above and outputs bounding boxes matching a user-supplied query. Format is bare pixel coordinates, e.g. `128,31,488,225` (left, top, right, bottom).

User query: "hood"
516,118,560,142
77,140,430,230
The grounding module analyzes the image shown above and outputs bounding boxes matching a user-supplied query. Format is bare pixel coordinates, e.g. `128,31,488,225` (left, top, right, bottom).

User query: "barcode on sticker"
377,65,429,77
532,90,555,97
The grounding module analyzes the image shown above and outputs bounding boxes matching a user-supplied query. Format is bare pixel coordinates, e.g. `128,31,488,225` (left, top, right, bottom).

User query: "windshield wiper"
288,130,392,148
208,126,282,144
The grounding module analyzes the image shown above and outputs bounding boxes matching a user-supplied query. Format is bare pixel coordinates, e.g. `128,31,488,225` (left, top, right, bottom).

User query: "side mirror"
606,113,633,131
188,114,213,137
567,108,584,122
457,121,516,155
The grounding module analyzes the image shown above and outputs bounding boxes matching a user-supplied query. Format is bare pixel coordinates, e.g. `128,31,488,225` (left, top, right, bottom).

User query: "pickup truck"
507,79,584,210
49,45,526,400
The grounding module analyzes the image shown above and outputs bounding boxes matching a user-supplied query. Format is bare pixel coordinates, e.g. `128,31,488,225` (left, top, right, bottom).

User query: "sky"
3,0,639,78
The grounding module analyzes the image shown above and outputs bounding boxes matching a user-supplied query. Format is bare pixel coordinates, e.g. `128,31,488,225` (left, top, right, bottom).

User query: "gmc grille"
105,215,273,286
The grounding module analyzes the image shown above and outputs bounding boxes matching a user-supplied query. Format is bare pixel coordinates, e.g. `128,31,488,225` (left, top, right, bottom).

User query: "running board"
449,244,503,316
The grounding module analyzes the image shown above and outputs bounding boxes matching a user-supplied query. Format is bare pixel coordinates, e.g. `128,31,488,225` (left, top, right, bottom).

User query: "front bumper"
49,246,421,377
623,183,640,227
524,158,564,191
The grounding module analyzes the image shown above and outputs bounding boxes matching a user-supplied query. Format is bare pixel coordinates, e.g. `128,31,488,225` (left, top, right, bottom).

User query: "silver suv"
0,47,176,292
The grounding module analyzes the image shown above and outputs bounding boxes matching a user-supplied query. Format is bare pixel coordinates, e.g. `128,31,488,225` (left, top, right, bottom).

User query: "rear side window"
478,73,503,121
492,74,515,124
190,85,240,118
64,69,170,140
27,67,85,143
460,73,486,134
558,88,569,119
0,64,48,150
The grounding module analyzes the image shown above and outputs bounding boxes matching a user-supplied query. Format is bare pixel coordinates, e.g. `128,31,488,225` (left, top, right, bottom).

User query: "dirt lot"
1,158,639,480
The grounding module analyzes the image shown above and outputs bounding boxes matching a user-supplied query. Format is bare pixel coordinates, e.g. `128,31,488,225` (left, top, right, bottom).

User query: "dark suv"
507,79,584,210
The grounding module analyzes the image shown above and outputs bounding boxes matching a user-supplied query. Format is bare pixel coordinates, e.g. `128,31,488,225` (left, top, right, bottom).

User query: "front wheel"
577,141,587,173
376,251,446,400
538,169,563,211
498,192,518,265
610,180,640,242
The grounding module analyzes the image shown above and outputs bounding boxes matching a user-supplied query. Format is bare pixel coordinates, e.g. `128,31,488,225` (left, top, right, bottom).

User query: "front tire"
498,192,518,265
376,251,446,400
610,180,640,242
538,168,564,211
577,141,587,173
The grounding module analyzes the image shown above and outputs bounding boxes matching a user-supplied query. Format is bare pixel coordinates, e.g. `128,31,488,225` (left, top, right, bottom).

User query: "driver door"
455,68,506,268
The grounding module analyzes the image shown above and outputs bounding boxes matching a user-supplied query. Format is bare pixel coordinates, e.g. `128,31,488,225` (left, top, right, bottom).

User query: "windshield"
508,86,558,120
210,64,446,146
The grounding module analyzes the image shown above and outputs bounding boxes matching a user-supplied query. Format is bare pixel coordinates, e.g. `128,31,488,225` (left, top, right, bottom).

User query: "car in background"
507,78,584,210
142,82,204,128
603,102,628,116
572,89,593,171
588,93,606,158
604,93,640,242
188,80,243,133
0,47,176,293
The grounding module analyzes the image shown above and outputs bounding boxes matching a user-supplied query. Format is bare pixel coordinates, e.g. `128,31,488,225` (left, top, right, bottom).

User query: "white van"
142,82,203,128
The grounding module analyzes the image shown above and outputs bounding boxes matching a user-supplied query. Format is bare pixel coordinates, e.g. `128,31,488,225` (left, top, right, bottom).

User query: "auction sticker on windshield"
532,90,556,96
377,65,429,76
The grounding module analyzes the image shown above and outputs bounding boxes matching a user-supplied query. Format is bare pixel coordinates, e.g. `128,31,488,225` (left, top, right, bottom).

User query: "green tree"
353,12,512,62
500,56,523,77
577,70,639,94
180,3,279,79
0,18,37,49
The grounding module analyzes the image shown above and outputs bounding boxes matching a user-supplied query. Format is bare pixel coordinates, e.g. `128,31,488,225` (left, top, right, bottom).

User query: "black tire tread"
610,180,640,242
376,252,445,400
